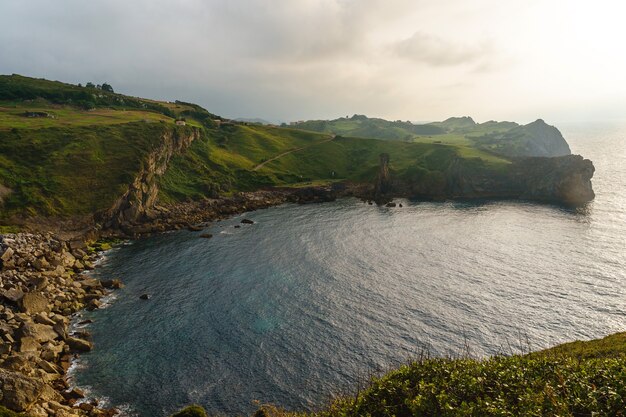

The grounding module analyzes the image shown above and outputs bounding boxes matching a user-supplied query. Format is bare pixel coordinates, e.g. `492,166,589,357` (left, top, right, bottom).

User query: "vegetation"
0,406,27,417
170,405,208,417
289,115,568,159
167,333,626,417
0,74,557,222
0,121,194,217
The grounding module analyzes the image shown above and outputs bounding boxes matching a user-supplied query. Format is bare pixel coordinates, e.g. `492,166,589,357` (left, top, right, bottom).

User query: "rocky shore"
0,189,343,417
0,233,120,417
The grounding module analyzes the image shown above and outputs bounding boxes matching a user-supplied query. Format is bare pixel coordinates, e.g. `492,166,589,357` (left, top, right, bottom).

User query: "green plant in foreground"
170,405,208,417
0,406,28,417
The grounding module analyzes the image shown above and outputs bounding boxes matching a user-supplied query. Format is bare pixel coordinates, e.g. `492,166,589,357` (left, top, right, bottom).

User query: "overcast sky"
2,0,625,123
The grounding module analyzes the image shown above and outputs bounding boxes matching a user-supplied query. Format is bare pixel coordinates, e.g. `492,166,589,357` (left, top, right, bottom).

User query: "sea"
70,121,626,416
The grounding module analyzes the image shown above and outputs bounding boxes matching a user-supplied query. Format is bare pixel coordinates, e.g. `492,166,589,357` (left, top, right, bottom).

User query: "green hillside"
0,75,511,221
290,115,572,158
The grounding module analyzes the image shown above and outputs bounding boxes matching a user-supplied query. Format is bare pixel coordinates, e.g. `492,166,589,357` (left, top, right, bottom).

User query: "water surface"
74,122,626,416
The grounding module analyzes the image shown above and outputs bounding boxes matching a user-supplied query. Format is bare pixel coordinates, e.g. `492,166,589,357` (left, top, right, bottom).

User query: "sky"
1,0,626,124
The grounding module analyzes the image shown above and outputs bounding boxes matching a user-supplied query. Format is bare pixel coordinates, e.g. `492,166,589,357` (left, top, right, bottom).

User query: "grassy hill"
0,75,512,222
289,115,572,158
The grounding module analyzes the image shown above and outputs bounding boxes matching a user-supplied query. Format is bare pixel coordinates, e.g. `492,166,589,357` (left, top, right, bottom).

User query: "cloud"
392,31,494,67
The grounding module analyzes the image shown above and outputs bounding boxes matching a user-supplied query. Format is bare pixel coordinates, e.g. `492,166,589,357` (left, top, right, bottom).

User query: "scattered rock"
20,292,49,314
0,369,46,411
66,337,93,352
1,247,15,262
385,202,397,207
2,288,24,303
199,233,213,239
139,294,151,300
101,278,124,289
240,219,254,224
234,225,241,228
187,224,204,232
63,387,86,401
399,203,403,207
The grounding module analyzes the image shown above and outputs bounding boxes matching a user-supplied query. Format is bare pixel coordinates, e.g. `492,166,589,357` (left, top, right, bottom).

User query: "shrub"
170,405,208,417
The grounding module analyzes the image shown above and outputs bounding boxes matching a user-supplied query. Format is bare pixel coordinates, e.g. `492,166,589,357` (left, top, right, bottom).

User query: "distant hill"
290,114,571,158
289,114,446,141
234,117,273,125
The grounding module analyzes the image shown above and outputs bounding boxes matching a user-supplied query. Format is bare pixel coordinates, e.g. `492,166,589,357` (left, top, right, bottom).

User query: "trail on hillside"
252,134,336,171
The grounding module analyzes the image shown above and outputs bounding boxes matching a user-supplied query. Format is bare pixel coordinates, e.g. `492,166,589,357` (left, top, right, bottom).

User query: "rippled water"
73,122,626,417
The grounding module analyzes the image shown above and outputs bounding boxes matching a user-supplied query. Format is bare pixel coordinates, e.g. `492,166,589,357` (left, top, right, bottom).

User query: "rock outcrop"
374,153,392,203
103,127,201,229
444,154,594,205
473,119,571,158
359,153,594,206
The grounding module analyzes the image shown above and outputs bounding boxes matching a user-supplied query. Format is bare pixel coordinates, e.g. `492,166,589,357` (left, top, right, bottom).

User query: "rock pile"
0,233,118,417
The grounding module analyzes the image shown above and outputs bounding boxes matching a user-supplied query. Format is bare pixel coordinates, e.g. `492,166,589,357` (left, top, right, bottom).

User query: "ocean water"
72,122,626,417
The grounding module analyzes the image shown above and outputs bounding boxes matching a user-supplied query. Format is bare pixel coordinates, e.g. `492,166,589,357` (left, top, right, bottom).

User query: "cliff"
368,153,594,206
445,154,594,205
101,127,201,229
472,119,572,158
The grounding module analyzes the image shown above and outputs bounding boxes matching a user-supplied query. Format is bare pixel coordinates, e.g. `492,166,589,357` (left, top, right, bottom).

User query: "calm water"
73,121,626,416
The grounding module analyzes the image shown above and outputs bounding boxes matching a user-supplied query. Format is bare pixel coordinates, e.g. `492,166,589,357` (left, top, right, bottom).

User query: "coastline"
0,185,603,417
0,189,339,417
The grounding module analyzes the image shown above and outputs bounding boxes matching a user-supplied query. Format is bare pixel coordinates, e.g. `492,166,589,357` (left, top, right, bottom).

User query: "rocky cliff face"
444,154,594,205
473,119,571,158
374,153,392,201
102,127,201,229
369,153,594,206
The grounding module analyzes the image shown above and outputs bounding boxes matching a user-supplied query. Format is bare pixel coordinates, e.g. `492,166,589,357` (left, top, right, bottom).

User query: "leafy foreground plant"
170,405,208,417
170,334,626,417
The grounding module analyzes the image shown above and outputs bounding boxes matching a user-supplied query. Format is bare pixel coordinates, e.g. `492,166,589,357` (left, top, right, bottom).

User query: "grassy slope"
163,334,626,417
273,333,626,417
0,122,195,217
0,75,512,220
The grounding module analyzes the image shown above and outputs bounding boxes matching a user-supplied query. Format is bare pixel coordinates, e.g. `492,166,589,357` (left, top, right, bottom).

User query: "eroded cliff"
102,127,201,229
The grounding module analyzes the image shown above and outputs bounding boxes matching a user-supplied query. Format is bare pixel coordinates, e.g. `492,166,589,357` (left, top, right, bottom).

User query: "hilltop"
0,75,594,236
289,114,572,158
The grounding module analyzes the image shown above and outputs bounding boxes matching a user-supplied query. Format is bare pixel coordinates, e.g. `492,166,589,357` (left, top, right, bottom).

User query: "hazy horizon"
2,0,625,124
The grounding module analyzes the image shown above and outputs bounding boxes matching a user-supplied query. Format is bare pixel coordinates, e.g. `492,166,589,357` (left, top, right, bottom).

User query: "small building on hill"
175,119,186,126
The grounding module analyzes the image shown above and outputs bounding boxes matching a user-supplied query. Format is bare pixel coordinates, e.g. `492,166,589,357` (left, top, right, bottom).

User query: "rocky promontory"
363,153,595,206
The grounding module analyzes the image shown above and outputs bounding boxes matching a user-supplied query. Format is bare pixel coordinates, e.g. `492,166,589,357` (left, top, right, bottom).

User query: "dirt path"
253,134,336,171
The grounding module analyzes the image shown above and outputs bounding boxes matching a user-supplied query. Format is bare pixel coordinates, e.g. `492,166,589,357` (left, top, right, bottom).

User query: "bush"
170,405,208,417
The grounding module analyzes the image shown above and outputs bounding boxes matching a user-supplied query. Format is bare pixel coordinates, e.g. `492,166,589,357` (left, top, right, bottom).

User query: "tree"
85,82,95,88
101,83,114,93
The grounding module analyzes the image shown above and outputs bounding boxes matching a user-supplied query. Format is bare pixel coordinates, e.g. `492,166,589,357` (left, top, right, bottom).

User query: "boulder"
63,387,85,401
86,299,102,311
17,337,39,353
199,233,213,239
66,337,93,352
34,312,56,326
19,322,59,343
2,288,24,304
240,219,254,224
20,292,49,314
101,278,124,289
0,247,14,262
139,294,151,300
0,369,45,411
